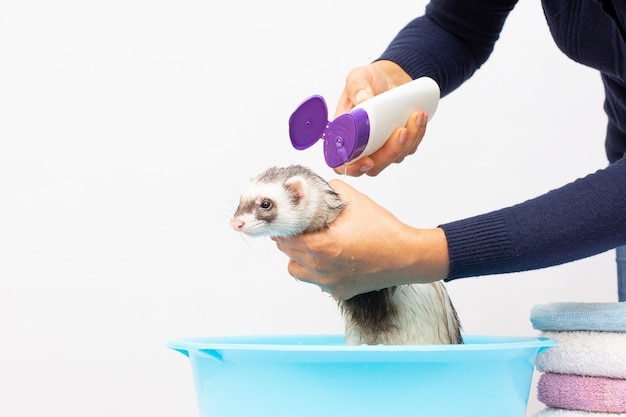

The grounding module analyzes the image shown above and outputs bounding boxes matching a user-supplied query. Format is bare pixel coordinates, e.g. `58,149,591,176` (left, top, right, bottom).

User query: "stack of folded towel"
530,302,626,416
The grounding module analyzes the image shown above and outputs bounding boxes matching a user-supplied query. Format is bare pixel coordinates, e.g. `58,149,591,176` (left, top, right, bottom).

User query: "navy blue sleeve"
378,0,518,96
442,157,626,280
374,0,626,280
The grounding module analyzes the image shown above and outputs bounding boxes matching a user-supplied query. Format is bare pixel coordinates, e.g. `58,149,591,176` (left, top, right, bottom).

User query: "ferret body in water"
231,165,462,345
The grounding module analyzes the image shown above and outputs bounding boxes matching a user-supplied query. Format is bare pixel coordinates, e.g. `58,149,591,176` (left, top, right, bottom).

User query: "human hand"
333,61,430,177
273,179,450,300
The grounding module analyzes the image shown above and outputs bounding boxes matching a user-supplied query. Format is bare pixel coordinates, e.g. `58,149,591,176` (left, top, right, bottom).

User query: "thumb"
335,68,375,117
327,178,358,202
354,88,372,106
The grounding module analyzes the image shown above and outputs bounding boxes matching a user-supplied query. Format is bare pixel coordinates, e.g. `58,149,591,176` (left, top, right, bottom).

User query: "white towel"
535,408,626,416
536,331,626,378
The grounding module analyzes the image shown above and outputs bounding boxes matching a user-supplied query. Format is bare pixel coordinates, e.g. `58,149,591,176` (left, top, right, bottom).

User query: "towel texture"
530,302,626,332
535,331,626,378
535,408,626,416
537,373,626,413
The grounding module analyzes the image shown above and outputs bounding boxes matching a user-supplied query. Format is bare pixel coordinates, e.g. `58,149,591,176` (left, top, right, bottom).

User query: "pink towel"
537,372,626,413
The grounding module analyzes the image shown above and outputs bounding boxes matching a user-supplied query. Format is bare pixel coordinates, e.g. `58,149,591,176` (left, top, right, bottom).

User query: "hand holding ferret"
273,179,450,301
334,61,430,177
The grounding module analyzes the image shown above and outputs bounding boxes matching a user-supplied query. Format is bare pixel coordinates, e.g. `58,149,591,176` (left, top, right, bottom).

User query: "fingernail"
398,130,407,146
416,112,428,126
360,163,374,173
355,89,369,103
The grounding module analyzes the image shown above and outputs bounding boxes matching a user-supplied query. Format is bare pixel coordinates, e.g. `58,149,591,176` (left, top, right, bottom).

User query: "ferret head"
230,168,326,238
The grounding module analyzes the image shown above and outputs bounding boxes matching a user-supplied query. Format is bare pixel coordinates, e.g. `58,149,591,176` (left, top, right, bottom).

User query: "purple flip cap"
289,95,370,168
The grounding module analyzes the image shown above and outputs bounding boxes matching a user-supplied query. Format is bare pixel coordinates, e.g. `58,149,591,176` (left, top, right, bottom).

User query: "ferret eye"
260,200,272,210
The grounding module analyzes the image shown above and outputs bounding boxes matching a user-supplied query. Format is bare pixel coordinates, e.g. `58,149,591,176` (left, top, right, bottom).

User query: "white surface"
0,1,615,416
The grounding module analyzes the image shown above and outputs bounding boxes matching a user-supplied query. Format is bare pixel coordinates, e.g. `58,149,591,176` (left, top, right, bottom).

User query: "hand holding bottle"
333,60,432,176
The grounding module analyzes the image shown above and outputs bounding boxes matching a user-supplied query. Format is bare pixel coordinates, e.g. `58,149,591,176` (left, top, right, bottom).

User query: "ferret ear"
284,175,308,205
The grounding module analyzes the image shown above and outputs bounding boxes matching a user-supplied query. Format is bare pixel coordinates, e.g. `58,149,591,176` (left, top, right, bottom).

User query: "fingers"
395,110,428,163
277,240,331,293
410,111,429,155
273,236,308,265
363,111,429,176
275,238,315,283
286,258,307,281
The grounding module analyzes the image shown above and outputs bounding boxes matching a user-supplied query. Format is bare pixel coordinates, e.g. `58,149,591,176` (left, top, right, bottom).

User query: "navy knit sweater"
378,0,626,280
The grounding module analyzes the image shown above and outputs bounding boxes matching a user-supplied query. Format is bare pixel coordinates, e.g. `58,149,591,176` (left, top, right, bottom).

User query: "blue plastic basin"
168,334,555,417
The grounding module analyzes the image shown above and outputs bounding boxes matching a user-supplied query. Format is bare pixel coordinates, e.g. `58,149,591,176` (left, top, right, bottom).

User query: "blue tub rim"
167,334,556,363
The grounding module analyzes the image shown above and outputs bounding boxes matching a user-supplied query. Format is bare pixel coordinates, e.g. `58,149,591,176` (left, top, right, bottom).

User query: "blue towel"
530,302,626,332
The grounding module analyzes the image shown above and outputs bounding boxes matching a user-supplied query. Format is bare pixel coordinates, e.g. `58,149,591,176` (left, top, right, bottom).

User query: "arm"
443,157,626,280
275,157,626,297
275,0,626,295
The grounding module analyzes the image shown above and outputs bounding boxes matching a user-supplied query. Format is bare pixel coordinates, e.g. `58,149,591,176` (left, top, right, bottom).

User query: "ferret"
230,164,462,345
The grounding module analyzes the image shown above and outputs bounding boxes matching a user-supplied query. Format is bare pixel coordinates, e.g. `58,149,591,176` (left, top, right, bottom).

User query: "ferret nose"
230,218,245,231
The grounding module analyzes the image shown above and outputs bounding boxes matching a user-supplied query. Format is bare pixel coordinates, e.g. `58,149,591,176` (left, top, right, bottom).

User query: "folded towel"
535,408,626,416
537,372,626,414
530,302,626,332
536,331,626,378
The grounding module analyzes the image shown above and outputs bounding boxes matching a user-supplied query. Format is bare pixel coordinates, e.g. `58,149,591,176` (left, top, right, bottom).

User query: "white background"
0,1,617,416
